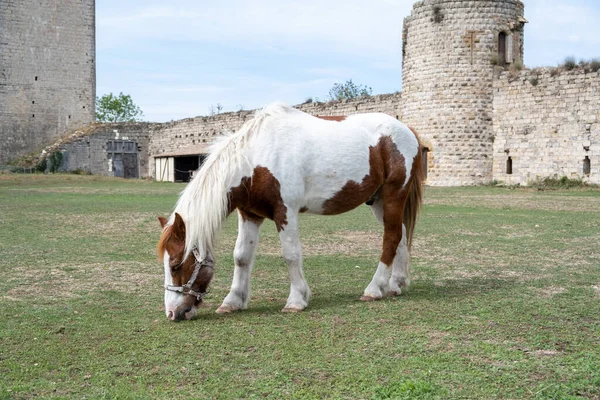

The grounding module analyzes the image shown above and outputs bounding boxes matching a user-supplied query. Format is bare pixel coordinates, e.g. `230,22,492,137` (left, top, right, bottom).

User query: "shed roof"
154,144,211,158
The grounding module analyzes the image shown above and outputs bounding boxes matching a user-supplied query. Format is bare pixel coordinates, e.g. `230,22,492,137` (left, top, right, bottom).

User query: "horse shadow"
195,275,518,319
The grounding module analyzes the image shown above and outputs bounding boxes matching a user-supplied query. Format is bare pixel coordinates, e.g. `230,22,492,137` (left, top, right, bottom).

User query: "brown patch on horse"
317,115,346,122
157,213,213,305
299,206,308,213
320,135,418,266
228,166,288,231
379,130,424,265
321,136,406,216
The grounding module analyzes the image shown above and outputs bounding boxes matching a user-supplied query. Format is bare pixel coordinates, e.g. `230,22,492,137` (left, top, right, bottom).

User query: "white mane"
172,102,294,260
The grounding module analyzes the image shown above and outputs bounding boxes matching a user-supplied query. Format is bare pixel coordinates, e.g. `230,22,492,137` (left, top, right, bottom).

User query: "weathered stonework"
0,0,96,164
31,0,600,186
401,0,525,186
493,68,600,185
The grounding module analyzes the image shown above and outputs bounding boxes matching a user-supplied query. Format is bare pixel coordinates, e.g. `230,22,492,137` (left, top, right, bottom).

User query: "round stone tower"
402,0,526,185
0,0,96,164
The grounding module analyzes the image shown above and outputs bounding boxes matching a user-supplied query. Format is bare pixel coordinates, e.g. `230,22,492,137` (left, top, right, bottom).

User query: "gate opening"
174,156,201,182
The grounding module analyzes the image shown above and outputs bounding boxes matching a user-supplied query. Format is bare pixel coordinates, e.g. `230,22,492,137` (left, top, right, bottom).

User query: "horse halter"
164,249,214,301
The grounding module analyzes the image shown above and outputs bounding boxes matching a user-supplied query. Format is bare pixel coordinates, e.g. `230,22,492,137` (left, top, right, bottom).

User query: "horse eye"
169,259,181,270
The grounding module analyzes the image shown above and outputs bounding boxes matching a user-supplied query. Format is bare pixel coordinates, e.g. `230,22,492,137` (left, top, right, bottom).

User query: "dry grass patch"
5,261,159,301
425,191,600,212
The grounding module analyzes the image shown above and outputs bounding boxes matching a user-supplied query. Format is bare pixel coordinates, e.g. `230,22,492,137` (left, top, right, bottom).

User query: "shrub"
529,77,539,86
528,176,596,189
490,53,499,66
49,152,63,173
511,60,524,71
70,168,91,175
562,56,577,71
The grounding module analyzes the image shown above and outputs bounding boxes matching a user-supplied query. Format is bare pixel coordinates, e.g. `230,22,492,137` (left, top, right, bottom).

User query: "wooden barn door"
107,140,139,179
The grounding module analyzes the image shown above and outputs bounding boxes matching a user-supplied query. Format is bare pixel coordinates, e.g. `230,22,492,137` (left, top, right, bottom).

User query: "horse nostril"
173,306,192,321
167,310,174,320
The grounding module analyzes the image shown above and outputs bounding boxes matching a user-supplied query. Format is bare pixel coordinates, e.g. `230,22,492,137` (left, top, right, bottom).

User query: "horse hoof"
282,306,303,313
216,305,237,314
360,295,380,302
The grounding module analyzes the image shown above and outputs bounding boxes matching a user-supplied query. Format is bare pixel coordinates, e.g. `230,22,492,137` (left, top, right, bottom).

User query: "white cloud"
96,0,600,121
98,0,414,60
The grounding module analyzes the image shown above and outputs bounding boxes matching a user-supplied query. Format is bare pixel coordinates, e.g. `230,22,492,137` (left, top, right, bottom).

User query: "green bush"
562,56,577,71
528,175,594,189
49,152,63,173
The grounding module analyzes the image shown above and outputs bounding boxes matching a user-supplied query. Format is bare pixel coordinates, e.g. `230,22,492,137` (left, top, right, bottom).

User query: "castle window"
506,156,513,174
498,32,507,67
35,76,38,81
583,156,591,175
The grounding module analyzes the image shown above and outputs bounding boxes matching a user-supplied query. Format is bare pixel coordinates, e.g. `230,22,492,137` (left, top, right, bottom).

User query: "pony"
157,102,423,321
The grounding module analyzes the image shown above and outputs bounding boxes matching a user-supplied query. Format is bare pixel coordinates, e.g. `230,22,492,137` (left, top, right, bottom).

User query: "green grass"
1,174,599,399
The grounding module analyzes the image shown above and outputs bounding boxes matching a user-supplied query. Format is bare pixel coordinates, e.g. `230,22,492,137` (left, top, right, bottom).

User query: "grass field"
1,174,599,399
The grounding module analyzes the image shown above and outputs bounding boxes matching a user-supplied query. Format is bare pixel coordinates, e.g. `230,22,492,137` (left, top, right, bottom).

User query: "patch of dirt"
593,285,600,297
531,286,567,298
5,261,160,300
427,330,451,348
424,192,600,213
532,349,561,357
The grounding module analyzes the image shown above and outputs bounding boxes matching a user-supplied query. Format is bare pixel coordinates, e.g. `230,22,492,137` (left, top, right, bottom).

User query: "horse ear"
158,216,168,228
172,213,186,241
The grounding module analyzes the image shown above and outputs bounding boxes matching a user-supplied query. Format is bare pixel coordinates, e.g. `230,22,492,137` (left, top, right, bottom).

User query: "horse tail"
404,127,424,250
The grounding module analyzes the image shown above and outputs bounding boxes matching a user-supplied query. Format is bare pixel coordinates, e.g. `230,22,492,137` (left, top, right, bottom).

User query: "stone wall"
0,0,95,164
53,123,155,177
492,67,600,185
402,0,525,185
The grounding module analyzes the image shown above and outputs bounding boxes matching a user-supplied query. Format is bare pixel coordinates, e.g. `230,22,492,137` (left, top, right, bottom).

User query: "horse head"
157,213,214,321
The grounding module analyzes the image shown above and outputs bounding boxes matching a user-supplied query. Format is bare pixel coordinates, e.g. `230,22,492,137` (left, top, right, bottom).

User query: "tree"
328,79,372,101
95,92,144,122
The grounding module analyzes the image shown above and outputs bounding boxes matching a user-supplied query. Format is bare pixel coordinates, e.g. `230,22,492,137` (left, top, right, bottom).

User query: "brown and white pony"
158,102,423,321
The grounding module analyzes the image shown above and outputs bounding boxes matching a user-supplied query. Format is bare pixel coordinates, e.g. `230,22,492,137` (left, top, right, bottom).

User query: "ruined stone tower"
402,0,526,185
0,0,96,164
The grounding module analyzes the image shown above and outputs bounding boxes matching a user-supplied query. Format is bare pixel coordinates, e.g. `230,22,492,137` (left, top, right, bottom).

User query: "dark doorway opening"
506,156,513,175
174,155,206,182
583,156,591,175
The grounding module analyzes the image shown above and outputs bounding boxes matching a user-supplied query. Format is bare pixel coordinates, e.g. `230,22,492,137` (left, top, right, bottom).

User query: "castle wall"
0,0,95,164
53,123,155,177
402,0,525,186
493,68,600,185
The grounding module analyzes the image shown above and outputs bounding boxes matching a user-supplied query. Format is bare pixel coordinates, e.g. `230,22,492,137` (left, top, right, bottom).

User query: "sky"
96,0,600,122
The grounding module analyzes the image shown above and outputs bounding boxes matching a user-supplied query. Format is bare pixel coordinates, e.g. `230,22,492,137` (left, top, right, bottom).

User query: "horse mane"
156,226,171,261
172,102,294,260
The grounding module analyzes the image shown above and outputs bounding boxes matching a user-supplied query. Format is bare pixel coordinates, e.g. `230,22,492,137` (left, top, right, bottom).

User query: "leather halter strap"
164,249,214,301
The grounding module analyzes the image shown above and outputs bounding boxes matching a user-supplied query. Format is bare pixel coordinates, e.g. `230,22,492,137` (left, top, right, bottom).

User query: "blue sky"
97,0,600,122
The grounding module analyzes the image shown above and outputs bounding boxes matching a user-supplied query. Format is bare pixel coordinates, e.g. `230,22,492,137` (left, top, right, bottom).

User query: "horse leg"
216,210,263,314
279,213,311,312
367,199,410,297
362,188,408,301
